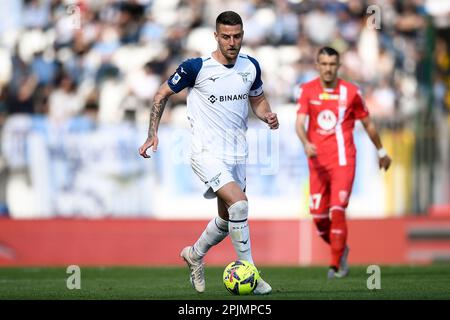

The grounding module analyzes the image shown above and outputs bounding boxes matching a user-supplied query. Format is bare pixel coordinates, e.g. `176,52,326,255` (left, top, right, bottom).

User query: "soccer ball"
223,260,260,295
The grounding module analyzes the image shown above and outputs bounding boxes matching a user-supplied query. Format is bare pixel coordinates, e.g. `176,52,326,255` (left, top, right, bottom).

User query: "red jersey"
297,77,369,168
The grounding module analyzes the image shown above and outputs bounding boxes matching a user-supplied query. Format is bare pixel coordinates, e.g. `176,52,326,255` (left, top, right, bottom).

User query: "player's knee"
218,211,229,221
330,207,346,223
313,218,330,232
228,200,248,221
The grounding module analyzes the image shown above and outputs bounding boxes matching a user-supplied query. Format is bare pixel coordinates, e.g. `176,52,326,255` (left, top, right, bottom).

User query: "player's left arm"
247,56,278,129
249,93,279,130
360,116,392,171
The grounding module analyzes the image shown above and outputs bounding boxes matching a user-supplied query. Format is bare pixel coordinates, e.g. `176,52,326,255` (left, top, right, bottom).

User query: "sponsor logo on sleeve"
171,73,181,85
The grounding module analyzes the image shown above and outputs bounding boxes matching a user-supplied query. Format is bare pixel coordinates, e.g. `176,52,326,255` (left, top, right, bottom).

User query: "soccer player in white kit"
139,11,278,295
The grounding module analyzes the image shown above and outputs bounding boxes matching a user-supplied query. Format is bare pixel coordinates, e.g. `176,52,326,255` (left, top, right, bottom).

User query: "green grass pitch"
0,264,449,300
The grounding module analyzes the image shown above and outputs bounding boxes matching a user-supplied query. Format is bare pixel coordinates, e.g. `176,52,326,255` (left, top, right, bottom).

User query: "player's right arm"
139,58,202,158
296,113,317,157
139,82,175,158
295,85,317,158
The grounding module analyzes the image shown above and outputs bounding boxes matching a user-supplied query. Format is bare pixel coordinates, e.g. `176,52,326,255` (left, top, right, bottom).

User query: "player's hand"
304,142,317,158
139,136,159,158
265,112,279,129
379,155,391,171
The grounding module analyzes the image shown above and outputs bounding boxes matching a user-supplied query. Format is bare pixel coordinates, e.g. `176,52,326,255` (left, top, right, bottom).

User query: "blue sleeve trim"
167,57,203,93
247,55,263,91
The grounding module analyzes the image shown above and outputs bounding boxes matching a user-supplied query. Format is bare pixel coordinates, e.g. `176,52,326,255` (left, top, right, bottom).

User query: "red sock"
312,214,331,244
330,208,347,269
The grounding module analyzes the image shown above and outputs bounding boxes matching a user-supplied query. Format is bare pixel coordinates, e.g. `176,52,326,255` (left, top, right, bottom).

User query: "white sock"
228,200,254,265
192,216,228,260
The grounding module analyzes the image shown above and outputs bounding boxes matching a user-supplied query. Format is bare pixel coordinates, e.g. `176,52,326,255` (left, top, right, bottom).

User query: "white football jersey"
168,53,263,162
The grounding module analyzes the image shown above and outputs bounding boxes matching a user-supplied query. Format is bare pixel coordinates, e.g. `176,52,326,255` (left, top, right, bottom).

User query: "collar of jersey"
319,78,340,92
210,53,237,69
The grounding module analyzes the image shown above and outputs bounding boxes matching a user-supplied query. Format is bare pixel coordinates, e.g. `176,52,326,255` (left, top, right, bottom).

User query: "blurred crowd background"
0,0,448,218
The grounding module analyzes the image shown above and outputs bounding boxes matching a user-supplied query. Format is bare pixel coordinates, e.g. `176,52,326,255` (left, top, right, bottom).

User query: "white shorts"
190,156,246,199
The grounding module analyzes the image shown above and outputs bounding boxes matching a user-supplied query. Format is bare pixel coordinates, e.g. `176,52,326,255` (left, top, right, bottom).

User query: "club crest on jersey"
171,72,181,85
317,109,337,131
339,190,349,203
208,173,221,188
237,72,251,84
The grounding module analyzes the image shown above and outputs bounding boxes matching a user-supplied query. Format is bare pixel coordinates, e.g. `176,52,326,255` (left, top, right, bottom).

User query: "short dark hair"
216,11,243,29
317,46,340,61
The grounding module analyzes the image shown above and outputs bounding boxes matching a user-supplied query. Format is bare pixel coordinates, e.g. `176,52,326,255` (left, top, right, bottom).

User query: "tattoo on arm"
148,97,168,138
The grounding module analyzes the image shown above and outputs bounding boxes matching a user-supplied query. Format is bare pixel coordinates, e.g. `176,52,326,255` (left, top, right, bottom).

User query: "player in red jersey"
296,47,392,279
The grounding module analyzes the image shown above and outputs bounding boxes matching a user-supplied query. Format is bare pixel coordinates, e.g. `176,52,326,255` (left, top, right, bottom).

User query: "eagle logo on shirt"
208,173,221,188
237,72,251,84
